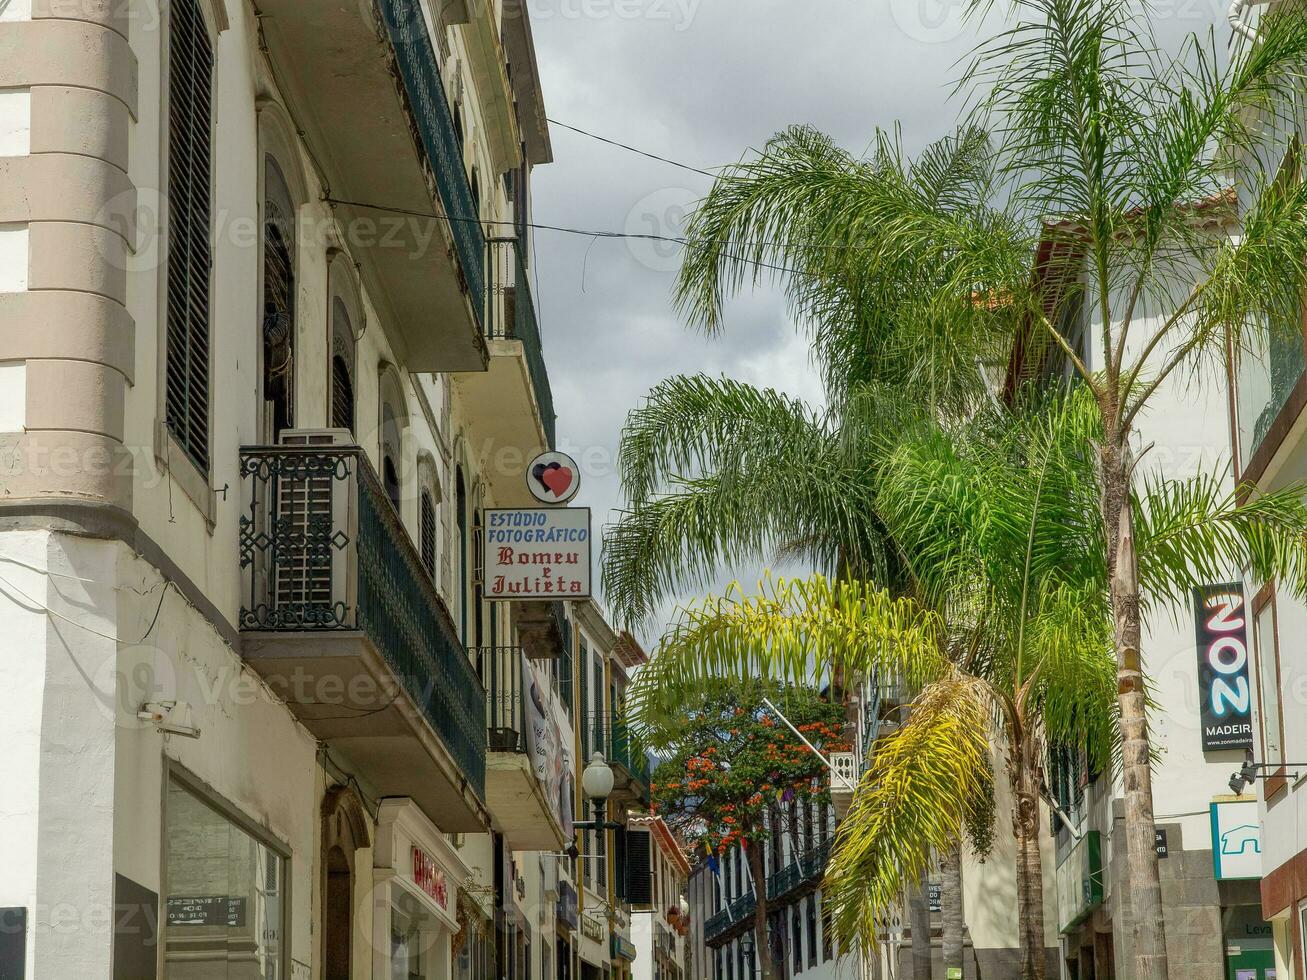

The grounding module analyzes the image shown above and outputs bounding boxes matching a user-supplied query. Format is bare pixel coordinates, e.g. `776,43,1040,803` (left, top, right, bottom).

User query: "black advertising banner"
1194,583,1255,753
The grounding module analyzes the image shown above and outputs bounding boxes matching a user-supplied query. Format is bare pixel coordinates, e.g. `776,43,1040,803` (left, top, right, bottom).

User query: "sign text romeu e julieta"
483,507,592,599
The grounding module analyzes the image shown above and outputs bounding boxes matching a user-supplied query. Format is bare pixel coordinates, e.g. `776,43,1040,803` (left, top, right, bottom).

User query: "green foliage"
648,684,847,856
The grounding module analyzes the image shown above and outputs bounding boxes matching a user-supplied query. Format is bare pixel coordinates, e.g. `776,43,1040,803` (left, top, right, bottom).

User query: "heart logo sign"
526,451,581,504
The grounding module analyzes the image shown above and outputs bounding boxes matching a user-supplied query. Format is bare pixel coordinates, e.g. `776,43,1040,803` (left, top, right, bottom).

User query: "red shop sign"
413,846,448,909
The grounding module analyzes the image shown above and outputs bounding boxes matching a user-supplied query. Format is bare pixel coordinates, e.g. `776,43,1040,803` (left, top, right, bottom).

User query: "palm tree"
667,8,1307,974
625,391,1307,980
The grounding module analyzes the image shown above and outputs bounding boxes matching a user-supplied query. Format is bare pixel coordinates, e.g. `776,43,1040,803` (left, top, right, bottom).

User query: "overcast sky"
525,0,1228,643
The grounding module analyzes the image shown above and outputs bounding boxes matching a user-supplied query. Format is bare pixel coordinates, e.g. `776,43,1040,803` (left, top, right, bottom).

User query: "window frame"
155,0,220,518
326,249,364,437
1253,581,1289,798
159,761,291,979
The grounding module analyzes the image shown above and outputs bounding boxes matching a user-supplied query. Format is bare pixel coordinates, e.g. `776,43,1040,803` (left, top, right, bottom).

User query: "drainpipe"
1229,0,1271,43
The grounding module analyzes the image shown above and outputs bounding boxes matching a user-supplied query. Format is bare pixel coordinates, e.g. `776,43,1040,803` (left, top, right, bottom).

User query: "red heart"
541,466,573,497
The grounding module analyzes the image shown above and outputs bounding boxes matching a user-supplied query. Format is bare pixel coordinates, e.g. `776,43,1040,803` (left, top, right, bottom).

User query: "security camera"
138,700,202,739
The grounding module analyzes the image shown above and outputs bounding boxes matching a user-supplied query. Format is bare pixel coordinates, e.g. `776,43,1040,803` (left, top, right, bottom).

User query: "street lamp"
740,930,755,980
574,753,622,831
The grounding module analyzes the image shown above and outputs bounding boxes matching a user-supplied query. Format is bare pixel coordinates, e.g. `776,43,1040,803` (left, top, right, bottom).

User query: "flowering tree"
649,685,847,980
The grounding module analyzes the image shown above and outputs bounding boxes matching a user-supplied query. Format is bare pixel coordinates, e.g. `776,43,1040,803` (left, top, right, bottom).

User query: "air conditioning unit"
264,429,357,622
279,428,355,447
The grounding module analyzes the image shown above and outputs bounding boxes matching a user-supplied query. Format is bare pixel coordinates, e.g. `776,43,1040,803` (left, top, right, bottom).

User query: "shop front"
373,799,474,980
1213,801,1274,980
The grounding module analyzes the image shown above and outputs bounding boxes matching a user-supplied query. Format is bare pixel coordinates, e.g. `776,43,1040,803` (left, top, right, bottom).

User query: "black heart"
533,461,561,490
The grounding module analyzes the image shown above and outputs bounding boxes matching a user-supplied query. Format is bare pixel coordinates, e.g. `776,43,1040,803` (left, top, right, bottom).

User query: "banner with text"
1194,582,1254,753
483,507,592,599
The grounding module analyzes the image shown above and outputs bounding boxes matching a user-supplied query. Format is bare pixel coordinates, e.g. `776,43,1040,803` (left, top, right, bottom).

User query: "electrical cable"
323,196,819,279
0,571,175,644
545,117,725,180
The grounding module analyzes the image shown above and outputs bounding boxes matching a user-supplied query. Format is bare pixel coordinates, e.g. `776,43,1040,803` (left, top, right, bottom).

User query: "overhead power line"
545,117,726,180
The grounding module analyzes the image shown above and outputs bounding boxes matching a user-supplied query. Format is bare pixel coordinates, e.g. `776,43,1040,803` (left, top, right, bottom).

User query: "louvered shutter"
420,491,437,575
331,355,354,432
164,0,213,471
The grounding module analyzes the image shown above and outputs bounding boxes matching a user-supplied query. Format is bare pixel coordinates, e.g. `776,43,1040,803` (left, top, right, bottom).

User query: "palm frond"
823,675,994,958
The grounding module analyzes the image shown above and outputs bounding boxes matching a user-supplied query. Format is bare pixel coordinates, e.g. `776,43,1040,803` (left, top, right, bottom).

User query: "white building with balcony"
0,1,631,979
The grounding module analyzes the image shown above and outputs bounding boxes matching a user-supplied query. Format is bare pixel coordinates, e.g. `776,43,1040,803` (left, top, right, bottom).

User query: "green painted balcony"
238,444,487,830
256,0,493,371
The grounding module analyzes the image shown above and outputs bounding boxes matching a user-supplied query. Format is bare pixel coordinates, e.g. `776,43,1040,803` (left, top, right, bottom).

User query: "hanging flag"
707,854,720,875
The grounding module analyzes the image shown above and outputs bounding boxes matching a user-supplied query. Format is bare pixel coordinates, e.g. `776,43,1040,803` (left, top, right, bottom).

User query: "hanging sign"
1194,583,1255,753
1211,800,1263,880
527,451,581,505
483,507,591,599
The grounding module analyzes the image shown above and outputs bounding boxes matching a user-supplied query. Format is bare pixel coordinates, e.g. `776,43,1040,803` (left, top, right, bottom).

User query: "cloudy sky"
525,0,1228,642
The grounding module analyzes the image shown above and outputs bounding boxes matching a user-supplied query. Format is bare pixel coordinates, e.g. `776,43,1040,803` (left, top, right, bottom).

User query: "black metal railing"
704,893,756,944
487,236,556,448
238,445,486,798
766,840,832,904
474,646,526,753
378,0,485,327
582,712,651,796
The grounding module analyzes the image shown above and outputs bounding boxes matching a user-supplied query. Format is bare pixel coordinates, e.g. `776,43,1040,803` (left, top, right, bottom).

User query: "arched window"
330,298,355,434
381,401,402,513
262,155,296,439
420,489,437,576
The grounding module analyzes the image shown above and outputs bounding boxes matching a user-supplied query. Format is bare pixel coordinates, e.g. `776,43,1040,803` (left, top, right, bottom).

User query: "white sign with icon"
527,451,580,505
1211,799,1263,880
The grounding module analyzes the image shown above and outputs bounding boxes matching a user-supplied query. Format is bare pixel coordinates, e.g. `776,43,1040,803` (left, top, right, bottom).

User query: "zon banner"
483,507,591,600
1193,582,1254,753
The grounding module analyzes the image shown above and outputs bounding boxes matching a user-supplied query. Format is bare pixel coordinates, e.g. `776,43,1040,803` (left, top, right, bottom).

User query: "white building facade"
0,1,652,979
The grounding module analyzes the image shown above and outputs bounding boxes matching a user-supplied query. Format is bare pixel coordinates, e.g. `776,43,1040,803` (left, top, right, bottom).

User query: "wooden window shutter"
164,0,214,471
420,491,437,575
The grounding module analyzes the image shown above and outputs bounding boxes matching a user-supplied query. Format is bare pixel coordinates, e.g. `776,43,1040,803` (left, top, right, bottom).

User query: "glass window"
792,907,802,972
391,905,425,980
163,776,285,978
1254,591,1285,768
1236,312,1306,472
806,898,817,969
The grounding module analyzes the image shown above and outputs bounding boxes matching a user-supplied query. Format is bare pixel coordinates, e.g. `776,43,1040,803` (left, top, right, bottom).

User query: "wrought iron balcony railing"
704,893,756,944
378,0,485,327
238,444,486,797
487,236,556,448
474,646,529,753
766,840,832,905
581,711,651,799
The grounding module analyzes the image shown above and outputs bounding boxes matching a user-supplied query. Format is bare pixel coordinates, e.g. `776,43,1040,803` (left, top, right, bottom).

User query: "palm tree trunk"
1100,439,1168,980
746,842,777,980
940,843,964,977
908,868,933,979
1013,751,1046,980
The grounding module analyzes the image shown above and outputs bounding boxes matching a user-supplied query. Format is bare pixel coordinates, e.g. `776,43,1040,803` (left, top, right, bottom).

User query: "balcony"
766,840,831,907
238,445,487,830
474,646,566,850
704,893,756,947
583,712,651,808
1234,314,1307,483
455,237,558,499
257,0,487,370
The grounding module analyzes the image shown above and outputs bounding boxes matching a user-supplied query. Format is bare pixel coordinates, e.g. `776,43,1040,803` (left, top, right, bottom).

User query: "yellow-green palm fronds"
822,674,995,958
626,574,949,737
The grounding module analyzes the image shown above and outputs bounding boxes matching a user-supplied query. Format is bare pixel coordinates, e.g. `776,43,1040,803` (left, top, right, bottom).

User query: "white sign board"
1211,799,1263,880
483,508,591,599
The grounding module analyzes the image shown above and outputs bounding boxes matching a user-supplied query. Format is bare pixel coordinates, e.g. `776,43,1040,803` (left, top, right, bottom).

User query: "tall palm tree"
668,8,1307,974
625,391,1307,980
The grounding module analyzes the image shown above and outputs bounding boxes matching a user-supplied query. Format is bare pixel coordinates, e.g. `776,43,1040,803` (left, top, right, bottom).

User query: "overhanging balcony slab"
244,631,488,832
454,340,549,502
485,751,566,851
258,0,486,372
